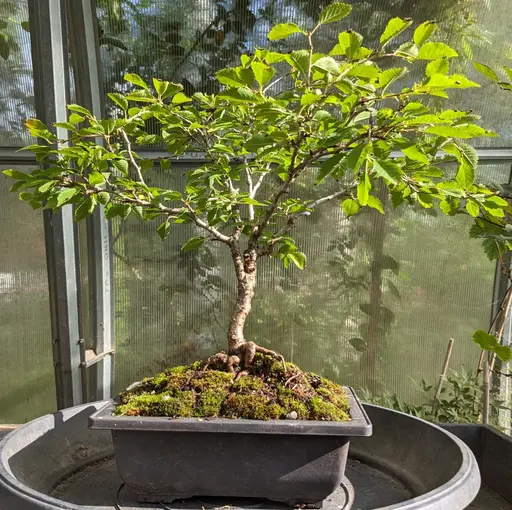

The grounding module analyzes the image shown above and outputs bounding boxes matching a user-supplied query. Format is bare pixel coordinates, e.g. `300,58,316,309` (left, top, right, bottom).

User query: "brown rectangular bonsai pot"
89,386,372,506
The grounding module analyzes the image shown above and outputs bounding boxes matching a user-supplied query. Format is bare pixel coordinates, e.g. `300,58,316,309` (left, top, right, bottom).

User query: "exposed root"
208,341,286,373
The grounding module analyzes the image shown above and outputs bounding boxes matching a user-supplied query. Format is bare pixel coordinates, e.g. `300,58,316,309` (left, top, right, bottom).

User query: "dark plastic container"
89,386,372,506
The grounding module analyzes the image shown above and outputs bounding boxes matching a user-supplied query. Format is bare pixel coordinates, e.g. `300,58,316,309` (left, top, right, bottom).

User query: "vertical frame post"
66,0,114,401
491,163,512,433
28,0,83,409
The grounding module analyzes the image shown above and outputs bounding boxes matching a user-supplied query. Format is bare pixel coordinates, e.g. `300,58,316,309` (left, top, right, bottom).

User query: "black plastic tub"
88,386,372,506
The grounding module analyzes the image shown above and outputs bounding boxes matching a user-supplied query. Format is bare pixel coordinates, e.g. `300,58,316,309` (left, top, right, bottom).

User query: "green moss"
308,397,350,421
195,389,225,417
192,370,233,392
232,375,264,392
115,354,351,422
275,385,309,419
115,391,195,417
222,394,283,420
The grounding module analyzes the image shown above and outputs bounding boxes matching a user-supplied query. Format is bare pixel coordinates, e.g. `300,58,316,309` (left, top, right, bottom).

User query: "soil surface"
116,353,350,421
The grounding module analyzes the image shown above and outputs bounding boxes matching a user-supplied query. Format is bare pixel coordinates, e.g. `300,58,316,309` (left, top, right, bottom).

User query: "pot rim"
88,386,373,436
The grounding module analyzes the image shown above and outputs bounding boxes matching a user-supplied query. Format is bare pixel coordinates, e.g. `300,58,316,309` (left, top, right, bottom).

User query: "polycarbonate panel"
98,0,512,145
0,0,35,147
112,162,509,402
0,165,54,423
99,0,512,400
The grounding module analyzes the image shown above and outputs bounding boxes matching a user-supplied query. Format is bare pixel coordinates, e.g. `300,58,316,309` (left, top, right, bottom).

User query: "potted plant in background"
5,2,512,506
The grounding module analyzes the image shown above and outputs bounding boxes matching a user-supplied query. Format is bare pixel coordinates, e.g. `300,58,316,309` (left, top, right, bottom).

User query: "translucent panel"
0,1,35,147
98,0,512,145
113,162,509,402
0,165,54,423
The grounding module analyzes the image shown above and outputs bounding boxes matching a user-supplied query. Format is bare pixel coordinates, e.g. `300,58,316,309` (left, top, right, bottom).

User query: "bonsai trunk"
210,246,283,372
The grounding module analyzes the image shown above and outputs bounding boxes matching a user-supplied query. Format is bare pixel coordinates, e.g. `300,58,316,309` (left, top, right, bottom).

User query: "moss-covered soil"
115,353,350,421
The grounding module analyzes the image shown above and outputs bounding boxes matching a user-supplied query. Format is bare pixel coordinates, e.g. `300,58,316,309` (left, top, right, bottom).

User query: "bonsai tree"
5,3,512,406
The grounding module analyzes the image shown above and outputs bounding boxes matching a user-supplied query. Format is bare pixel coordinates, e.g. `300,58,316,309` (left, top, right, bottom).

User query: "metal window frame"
66,0,114,402
27,0,84,410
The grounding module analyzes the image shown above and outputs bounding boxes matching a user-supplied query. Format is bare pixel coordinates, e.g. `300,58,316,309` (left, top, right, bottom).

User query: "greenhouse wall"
0,0,511,422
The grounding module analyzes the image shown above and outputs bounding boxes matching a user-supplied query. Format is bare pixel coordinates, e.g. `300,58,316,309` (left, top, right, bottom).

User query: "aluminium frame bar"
3,147,512,165
27,0,84,409
66,0,114,402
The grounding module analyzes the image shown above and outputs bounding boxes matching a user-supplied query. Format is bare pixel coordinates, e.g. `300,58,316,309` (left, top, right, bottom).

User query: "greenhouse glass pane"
98,0,512,145
0,1,35,147
0,165,54,423
112,161,510,402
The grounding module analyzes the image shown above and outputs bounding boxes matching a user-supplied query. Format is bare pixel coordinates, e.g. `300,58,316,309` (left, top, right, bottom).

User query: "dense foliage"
5,3,512,365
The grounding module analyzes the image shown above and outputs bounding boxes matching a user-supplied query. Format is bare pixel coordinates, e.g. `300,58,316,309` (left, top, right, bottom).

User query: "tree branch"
307,188,352,210
245,167,255,221
120,129,146,186
184,203,232,244
251,170,267,199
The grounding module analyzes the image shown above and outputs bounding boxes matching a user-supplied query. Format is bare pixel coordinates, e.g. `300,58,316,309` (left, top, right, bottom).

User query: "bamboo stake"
478,286,512,374
483,356,490,425
435,338,455,403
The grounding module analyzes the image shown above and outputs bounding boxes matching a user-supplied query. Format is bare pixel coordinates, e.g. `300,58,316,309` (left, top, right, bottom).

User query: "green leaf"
357,171,371,205
21,21,30,32
126,89,156,103
347,63,380,79
217,87,260,103
88,170,105,186
413,21,437,46
67,104,92,116
251,61,275,87
367,195,385,213
157,220,171,240
443,142,478,188
424,73,480,89
68,113,85,124
245,134,275,152
426,124,494,139
57,187,78,206
472,61,499,82
288,251,307,270
345,143,372,173
331,31,363,59
319,2,352,24
380,17,412,48
108,93,129,111
400,144,429,164
417,42,458,60
372,159,402,184
268,23,303,41
181,236,206,251
97,191,110,205
172,92,192,104
152,78,183,100
425,59,449,77
74,197,95,222
342,198,360,217
378,67,407,92
395,42,419,60
316,154,344,183
466,201,480,217
124,73,149,90
472,330,497,350
3,169,28,180
494,345,512,362
112,159,129,175
486,196,508,207
312,56,341,75
286,50,309,77
216,68,254,88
